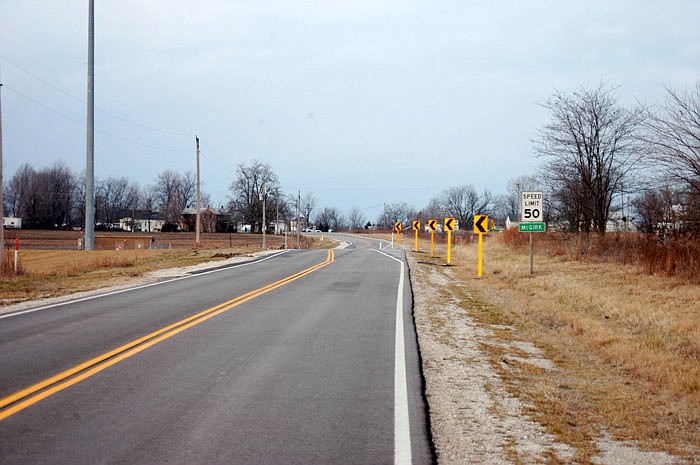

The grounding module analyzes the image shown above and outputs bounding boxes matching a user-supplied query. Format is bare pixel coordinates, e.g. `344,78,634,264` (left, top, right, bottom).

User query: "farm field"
1,229,301,250
0,230,317,306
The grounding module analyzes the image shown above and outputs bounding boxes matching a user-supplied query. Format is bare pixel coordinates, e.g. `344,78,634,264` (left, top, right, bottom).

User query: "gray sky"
1,1,698,221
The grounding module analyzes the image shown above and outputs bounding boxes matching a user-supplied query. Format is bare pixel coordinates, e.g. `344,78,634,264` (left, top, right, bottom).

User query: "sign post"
444,217,455,265
520,191,545,274
473,215,488,277
428,219,437,257
14,238,19,274
394,222,402,246
412,220,420,252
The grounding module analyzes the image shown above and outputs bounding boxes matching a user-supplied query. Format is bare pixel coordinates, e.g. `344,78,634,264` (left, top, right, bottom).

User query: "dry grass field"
0,230,317,305
1,229,300,250
409,231,700,463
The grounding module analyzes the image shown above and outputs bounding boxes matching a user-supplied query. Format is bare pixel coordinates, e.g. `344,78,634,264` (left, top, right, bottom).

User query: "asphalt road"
0,235,433,464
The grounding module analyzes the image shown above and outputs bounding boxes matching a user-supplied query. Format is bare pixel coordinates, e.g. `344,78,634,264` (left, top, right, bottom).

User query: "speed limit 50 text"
521,191,543,222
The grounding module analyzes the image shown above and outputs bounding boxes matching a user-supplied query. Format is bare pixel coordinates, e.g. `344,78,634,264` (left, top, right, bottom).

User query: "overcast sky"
1,1,699,221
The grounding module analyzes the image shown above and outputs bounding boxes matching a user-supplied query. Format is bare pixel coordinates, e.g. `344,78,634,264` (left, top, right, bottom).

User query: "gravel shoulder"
406,251,692,465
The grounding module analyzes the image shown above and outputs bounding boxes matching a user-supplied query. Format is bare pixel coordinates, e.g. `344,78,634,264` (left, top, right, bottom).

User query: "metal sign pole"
529,232,534,274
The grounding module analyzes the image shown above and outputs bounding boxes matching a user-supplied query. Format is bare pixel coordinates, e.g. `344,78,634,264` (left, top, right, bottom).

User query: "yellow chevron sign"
473,215,488,234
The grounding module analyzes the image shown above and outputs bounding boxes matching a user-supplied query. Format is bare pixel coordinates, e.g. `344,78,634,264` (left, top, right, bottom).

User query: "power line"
3,84,190,152
200,140,237,173
0,55,190,137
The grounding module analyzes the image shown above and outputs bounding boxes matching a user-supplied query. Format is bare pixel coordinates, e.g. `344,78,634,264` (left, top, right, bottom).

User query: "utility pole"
297,190,301,248
0,75,4,272
261,182,266,250
195,136,201,246
275,188,279,235
84,0,95,250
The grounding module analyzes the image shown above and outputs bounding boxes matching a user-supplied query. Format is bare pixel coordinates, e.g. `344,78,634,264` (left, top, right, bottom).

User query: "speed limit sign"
521,192,543,222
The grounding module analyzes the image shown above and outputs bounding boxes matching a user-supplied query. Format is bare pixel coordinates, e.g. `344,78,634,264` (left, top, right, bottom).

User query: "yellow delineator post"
412,220,420,252
427,219,437,257
473,214,488,277
444,217,455,265
394,222,402,246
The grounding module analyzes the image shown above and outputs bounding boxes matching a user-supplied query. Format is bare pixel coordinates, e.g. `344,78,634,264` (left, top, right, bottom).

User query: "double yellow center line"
0,249,334,421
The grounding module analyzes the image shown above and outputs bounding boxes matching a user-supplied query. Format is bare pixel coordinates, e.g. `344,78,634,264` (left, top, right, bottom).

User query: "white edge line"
0,250,290,320
373,249,412,465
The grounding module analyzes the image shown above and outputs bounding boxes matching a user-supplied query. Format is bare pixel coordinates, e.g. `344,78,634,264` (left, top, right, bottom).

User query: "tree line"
3,164,204,230
378,81,700,236
2,158,321,234
535,81,700,235
6,80,700,236
376,80,700,236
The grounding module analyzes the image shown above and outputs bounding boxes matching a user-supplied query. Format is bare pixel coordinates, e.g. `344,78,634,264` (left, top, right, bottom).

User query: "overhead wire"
4,84,190,152
0,55,192,151
200,140,238,174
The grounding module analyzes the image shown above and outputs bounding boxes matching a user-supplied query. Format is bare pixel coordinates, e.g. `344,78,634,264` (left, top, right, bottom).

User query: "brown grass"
0,231,322,305
410,231,700,462
503,228,700,283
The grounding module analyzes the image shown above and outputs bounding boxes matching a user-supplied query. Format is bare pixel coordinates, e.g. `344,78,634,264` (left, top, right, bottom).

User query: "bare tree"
437,185,493,230
228,160,279,232
95,176,140,228
535,83,642,234
72,173,86,228
632,189,680,234
347,206,366,231
301,193,316,229
421,197,445,224
5,163,34,218
139,186,159,231
380,202,414,228
153,170,196,225
315,206,341,232
5,161,77,229
639,83,700,228
640,83,700,194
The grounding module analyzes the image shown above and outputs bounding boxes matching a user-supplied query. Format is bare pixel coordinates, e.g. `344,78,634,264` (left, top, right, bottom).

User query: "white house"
606,211,637,233
119,217,165,232
3,217,22,229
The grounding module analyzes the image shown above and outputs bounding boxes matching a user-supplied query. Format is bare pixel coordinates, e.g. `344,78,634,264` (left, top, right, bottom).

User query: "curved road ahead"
0,234,433,464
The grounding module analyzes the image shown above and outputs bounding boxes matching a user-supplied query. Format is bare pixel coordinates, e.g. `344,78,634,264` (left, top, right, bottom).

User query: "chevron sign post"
444,218,455,265
473,215,488,277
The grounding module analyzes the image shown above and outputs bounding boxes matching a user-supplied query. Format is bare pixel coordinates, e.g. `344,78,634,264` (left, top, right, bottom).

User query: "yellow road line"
0,249,334,421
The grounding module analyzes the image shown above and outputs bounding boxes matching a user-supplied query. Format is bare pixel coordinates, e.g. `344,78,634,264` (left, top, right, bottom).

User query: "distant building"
3,217,22,229
117,210,165,232
606,211,638,233
181,206,232,233
119,217,166,232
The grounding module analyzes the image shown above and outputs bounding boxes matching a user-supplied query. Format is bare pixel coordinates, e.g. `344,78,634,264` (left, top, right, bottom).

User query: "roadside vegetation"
410,231,700,463
0,232,320,306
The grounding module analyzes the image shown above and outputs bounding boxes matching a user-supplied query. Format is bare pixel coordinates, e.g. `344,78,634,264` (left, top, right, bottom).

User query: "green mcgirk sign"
519,222,546,232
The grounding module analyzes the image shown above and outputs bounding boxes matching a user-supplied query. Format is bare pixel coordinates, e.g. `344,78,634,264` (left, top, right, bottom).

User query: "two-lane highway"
0,236,433,464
